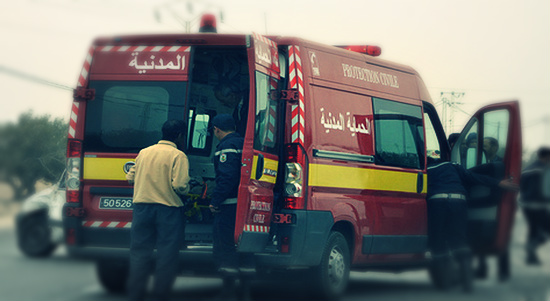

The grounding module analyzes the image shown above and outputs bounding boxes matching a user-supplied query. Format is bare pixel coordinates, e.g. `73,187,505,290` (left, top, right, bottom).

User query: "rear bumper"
64,206,335,270
255,210,334,268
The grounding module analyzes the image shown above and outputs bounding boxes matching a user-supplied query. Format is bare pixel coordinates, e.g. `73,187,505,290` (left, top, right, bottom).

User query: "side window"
423,103,450,162
451,110,509,168
186,108,215,156
373,98,424,169
254,71,279,153
451,119,481,168
424,113,441,160
482,110,509,164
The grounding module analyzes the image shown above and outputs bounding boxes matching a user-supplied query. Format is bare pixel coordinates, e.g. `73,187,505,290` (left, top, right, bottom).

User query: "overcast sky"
0,0,548,151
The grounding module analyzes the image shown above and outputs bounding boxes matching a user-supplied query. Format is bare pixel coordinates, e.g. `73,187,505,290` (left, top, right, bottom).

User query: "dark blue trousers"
212,204,239,269
127,203,185,301
427,197,469,258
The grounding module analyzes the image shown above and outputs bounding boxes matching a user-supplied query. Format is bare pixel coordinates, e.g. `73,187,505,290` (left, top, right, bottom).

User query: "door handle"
417,172,424,194
255,154,264,180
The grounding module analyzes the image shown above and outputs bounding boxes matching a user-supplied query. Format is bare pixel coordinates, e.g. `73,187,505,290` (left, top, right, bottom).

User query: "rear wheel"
96,260,129,294
310,231,350,300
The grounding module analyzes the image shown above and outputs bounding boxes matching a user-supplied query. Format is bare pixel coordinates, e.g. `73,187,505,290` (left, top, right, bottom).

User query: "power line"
0,65,73,91
439,91,465,133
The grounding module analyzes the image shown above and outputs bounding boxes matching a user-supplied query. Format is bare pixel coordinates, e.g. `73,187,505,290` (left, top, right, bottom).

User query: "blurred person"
458,132,478,166
126,120,190,301
208,114,253,301
520,146,550,265
483,137,502,163
427,157,518,293
475,136,510,281
214,79,248,137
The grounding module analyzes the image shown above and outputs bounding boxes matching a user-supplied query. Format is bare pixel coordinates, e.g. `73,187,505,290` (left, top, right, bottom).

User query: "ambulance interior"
183,46,250,242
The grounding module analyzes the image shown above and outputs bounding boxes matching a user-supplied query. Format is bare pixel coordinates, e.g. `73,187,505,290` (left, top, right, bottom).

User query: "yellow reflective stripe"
250,155,278,184
308,163,427,193
83,157,134,181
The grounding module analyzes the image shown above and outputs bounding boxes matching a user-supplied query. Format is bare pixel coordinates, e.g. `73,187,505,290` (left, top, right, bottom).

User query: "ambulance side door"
235,33,281,252
451,101,521,254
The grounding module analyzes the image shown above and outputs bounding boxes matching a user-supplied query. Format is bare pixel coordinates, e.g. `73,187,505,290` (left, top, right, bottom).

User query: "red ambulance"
63,16,521,299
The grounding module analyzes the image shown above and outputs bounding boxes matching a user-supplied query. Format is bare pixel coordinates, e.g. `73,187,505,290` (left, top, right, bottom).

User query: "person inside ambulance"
483,137,503,163
214,79,248,137
208,114,253,300
426,156,518,292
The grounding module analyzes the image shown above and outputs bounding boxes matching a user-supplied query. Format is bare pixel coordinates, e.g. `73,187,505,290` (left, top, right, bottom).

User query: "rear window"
84,81,186,153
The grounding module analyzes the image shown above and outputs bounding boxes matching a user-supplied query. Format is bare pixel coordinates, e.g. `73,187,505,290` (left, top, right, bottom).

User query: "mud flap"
237,231,270,253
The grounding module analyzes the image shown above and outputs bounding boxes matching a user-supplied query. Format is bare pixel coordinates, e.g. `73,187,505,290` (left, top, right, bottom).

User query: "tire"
96,260,129,294
310,231,351,300
16,213,57,258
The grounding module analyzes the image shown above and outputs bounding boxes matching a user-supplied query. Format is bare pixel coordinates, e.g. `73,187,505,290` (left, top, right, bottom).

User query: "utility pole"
439,91,465,134
154,0,224,33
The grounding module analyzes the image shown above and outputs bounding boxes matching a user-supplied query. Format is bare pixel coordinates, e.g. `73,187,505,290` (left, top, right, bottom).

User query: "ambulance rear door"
450,101,521,254
235,33,281,252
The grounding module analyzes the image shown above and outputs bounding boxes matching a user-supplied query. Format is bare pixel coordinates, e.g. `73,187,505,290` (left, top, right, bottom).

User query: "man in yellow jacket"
126,120,190,301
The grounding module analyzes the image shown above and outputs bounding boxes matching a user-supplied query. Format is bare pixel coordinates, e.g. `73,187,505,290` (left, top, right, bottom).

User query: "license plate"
99,197,134,210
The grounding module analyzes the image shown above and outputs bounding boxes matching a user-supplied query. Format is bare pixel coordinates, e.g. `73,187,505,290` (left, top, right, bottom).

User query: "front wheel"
16,213,57,258
310,231,350,300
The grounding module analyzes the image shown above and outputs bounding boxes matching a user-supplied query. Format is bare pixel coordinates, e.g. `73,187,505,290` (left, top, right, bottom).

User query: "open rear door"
235,33,281,252
450,101,521,254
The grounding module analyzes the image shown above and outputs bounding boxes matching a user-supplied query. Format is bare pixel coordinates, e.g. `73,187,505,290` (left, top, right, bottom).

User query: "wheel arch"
331,220,355,258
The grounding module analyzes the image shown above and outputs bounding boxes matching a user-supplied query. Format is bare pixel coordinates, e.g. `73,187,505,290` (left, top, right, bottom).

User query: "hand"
498,178,519,191
209,204,220,213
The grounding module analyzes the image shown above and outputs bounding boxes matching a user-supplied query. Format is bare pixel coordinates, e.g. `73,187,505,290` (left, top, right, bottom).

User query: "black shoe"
474,265,488,279
526,252,541,265
212,278,239,301
498,272,510,282
460,258,473,293
239,279,253,301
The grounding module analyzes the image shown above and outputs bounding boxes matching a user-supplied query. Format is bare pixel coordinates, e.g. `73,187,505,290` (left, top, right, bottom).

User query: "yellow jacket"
126,140,190,207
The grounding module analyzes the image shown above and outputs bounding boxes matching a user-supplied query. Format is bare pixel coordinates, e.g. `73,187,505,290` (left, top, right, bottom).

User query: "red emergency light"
199,13,217,33
336,45,382,57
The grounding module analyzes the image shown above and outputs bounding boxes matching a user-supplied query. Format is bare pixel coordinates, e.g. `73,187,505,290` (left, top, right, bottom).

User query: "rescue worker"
483,137,503,163
427,157,517,293
475,137,510,281
520,146,550,265
208,114,252,300
126,120,190,301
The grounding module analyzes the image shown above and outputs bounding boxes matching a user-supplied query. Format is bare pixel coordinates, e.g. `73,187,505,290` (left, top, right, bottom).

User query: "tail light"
280,236,290,253
66,139,82,203
66,228,76,245
284,144,306,209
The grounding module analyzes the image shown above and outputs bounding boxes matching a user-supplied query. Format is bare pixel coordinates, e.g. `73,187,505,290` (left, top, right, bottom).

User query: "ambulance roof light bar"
199,13,217,33
336,45,382,57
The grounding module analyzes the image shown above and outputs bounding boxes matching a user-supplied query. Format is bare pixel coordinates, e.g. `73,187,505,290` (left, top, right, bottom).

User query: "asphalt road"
0,211,549,301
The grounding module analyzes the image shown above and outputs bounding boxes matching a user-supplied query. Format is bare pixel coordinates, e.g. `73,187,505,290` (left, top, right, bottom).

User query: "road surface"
0,208,549,301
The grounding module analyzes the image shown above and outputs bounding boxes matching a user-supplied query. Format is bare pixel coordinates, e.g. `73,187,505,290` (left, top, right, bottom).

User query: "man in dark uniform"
208,114,251,300
520,146,550,265
427,158,517,292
